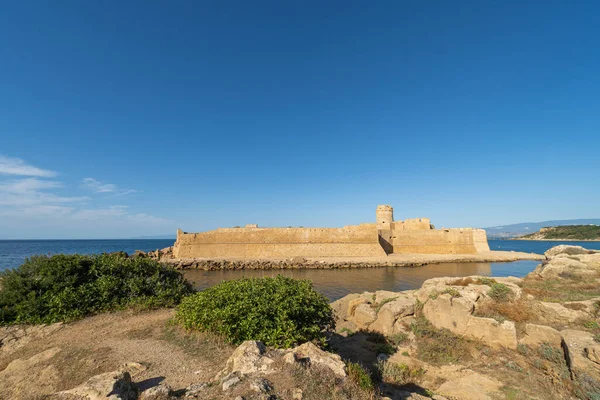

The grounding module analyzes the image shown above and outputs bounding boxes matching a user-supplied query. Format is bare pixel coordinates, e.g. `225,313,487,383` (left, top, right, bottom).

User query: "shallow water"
183,260,540,301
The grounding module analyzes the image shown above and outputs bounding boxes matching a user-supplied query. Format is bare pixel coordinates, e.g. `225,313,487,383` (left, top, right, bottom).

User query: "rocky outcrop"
544,244,599,258
282,342,347,377
53,362,146,400
216,341,275,380
0,322,63,355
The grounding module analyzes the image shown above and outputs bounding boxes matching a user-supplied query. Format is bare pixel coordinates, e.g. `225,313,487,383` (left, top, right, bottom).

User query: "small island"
516,224,600,241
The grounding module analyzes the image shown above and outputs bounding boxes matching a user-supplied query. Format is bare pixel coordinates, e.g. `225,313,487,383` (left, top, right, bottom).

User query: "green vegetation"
488,283,514,302
389,332,409,346
0,254,192,325
521,225,600,240
376,360,425,385
346,362,374,390
175,275,334,348
410,315,472,365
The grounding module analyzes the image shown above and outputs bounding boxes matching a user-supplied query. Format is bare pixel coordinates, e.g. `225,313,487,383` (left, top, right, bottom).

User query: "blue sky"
1,1,599,239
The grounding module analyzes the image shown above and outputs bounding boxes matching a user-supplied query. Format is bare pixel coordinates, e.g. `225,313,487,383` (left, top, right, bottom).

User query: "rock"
283,342,347,377
369,297,415,336
139,385,173,400
347,296,370,317
251,378,273,393
183,383,208,397
584,345,600,364
0,347,62,398
222,376,241,391
216,341,275,379
292,388,303,400
353,303,378,330
535,302,590,325
436,369,502,400
57,370,139,400
534,257,597,279
519,324,562,348
423,294,516,349
545,245,591,258
330,294,360,321
374,290,401,304
561,329,600,379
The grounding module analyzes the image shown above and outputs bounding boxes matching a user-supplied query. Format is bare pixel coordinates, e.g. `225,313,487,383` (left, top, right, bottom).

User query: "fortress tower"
376,205,394,229
376,205,394,254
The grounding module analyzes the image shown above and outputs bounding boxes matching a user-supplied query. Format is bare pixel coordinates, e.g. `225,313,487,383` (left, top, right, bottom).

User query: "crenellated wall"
173,224,387,258
172,205,490,259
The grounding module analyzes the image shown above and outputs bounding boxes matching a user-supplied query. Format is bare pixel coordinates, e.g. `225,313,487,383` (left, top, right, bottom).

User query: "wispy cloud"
82,177,139,196
0,155,57,177
0,178,89,206
0,156,171,237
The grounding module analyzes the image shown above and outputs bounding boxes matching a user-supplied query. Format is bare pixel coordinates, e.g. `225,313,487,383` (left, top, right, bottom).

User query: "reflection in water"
183,260,540,301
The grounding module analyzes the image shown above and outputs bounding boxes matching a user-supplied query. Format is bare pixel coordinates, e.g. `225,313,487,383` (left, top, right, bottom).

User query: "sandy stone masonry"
172,205,491,259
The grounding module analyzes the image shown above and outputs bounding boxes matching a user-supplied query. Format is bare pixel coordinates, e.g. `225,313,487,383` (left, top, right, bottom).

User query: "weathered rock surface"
216,341,275,379
54,362,146,400
519,323,563,348
0,322,63,355
435,369,503,400
544,245,593,258
283,342,346,377
561,329,600,379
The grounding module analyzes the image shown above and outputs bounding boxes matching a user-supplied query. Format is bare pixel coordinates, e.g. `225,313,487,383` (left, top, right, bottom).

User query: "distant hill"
518,225,600,241
484,219,600,238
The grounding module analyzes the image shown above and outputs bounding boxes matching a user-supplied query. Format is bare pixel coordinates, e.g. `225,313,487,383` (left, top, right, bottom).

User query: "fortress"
172,205,490,259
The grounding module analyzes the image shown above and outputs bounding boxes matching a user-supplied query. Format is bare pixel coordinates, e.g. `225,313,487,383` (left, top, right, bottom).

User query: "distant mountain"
484,219,600,238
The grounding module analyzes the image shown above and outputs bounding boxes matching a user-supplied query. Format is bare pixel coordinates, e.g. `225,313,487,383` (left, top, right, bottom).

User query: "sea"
1,239,599,300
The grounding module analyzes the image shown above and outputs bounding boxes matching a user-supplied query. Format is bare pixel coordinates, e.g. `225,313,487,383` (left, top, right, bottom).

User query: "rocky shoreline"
136,247,544,270
2,244,599,399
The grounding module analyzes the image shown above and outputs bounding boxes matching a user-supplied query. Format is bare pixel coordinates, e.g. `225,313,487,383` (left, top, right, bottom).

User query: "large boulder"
533,257,598,279
283,342,346,377
436,369,503,400
561,329,600,380
534,302,591,325
216,341,275,380
519,324,563,348
423,293,517,349
55,363,145,400
353,303,378,330
545,245,592,258
369,297,415,336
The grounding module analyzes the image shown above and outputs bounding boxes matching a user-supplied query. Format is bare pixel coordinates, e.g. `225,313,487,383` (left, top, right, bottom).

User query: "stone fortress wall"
172,205,490,259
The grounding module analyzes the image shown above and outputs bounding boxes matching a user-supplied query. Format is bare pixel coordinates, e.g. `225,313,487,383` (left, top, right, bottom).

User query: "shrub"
347,362,374,390
488,283,514,302
389,332,408,345
0,254,193,325
175,275,334,348
377,361,424,385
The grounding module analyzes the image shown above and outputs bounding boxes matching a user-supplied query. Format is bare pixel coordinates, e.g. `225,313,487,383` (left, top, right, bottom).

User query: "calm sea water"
1,239,599,301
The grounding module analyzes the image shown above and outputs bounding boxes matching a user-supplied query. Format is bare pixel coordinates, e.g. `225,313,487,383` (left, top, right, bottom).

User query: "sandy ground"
0,309,234,399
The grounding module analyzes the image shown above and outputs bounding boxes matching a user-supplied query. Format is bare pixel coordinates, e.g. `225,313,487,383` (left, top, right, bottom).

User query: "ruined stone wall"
173,224,387,259
392,218,432,231
391,228,488,254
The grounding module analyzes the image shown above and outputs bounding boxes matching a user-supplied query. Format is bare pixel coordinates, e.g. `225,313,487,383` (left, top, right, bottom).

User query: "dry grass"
410,316,473,365
521,276,600,302
474,298,534,324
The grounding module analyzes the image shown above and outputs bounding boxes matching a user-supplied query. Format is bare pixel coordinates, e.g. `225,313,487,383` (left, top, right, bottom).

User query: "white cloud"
0,155,57,177
0,156,172,238
0,178,89,206
82,177,117,193
82,178,139,196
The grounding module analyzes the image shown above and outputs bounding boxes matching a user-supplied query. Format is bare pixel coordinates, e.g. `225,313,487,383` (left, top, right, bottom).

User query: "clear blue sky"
1,1,598,239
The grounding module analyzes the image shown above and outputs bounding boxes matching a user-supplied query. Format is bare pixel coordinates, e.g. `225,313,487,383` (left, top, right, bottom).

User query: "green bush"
175,275,334,348
347,362,374,390
0,254,193,325
488,283,514,302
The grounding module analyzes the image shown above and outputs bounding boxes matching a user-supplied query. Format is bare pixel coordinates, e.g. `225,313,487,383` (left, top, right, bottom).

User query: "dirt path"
0,309,233,399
